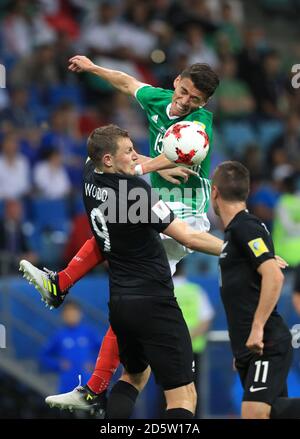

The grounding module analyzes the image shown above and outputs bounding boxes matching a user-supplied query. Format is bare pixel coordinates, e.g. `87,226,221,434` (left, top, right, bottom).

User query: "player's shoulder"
186,107,213,126
136,84,172,98
125,174,152,191
84,158,95,175
230,210,269,235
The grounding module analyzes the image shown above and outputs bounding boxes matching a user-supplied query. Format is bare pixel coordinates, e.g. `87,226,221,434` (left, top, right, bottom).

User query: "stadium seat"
48,85,84,108
221,121,257,156
31,198,70,233
258,120,284,149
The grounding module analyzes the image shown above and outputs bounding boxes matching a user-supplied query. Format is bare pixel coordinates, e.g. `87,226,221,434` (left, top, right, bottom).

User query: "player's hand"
68,55,95,73
275,255,288,269
246,325,264,355
157,167,197,184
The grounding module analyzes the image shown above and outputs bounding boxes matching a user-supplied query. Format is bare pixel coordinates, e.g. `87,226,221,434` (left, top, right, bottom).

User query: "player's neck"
220,202,246,229
99,165,115,174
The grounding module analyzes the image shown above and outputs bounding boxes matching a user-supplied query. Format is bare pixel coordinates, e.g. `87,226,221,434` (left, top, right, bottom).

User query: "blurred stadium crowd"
0,0,300,274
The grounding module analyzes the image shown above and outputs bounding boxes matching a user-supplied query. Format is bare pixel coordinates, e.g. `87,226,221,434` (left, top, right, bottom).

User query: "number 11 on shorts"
254,360,269,383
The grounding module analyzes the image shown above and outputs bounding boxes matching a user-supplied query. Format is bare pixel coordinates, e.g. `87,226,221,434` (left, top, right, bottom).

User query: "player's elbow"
260,260,285,288
264,267,284,292
274,269,284,287
271,264,285,287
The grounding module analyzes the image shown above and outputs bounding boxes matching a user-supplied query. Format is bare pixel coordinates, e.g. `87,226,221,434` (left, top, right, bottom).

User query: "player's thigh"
237,339,293,406
161,214,210,274
161,237,189,275
108,298,149,375
143,297,194,391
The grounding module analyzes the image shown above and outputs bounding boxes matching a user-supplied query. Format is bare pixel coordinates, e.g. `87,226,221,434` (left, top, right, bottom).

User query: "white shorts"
160,209,210,275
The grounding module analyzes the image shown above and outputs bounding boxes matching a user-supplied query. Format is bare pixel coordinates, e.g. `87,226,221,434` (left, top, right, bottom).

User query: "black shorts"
235,338,293,405
108,295,194,391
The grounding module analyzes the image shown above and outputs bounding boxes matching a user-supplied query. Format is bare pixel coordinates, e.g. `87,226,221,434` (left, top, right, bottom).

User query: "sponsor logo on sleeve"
193,120,206,130
152,200,171,220
248,238,269,257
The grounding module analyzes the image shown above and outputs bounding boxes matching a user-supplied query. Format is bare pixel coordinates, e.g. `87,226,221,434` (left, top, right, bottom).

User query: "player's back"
83,161,174,297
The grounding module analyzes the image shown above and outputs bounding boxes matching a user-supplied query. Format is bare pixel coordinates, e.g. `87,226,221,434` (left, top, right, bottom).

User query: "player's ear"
200,96,209,108
173,76,181,89
103,153,113,168
211,185,218,200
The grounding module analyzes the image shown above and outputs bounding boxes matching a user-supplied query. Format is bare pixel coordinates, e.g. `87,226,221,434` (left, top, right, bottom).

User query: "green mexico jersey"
135,85,213,218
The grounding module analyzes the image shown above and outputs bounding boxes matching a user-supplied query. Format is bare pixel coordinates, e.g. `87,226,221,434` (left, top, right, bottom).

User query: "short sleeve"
135,85,154,109
135,85,169,111
150,195,176,233
232,220,274,269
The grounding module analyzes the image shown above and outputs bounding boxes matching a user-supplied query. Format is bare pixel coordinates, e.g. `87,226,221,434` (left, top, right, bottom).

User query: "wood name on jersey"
85,183,108,202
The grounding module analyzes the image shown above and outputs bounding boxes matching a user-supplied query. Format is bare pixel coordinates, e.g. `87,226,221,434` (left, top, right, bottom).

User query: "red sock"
58,237,104,292
87,326,120,394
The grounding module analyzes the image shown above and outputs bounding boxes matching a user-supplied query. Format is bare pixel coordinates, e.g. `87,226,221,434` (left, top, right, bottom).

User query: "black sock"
106,380,139,419
271,397,300,419
163,408,194,419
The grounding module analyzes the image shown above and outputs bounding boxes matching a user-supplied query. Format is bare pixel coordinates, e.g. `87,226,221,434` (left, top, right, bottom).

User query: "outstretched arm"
135,153,197,183
163,218,223,256
69,55,144,96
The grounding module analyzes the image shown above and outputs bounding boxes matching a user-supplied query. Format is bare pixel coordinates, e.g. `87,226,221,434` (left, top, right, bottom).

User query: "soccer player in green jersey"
68,55,219,274
20,57,219,415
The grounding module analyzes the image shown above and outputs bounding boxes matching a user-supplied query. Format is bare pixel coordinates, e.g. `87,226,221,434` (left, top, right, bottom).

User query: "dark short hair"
212,161,250,202
180,64,219,99
87,124,129,168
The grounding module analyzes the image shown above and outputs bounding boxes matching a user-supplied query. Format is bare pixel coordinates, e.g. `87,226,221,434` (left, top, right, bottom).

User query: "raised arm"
135,153,197,184
163,218,223,256
69,55,144,96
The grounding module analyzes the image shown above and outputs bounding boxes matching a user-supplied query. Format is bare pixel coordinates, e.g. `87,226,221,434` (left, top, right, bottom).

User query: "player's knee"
241,402,271,419
187,382,197,412
165,382,197,413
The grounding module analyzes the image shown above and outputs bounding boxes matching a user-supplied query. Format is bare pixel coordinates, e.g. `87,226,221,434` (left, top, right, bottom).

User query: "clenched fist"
68,55,95,73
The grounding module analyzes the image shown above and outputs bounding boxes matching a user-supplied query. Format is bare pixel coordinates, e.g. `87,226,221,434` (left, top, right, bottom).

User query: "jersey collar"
225,209,249,231
166,103,180,120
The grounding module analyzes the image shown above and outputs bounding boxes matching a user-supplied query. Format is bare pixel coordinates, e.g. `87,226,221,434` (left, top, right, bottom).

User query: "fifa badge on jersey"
193,121,206,130
248,238,269,257
152,200,170,220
